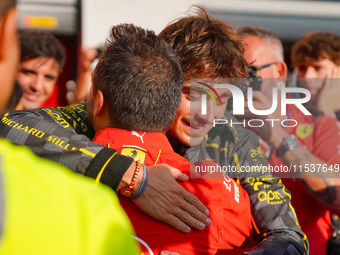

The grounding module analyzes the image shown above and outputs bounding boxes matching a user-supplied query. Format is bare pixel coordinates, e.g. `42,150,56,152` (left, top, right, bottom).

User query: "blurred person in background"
237,26,340,255
0,0,139,254
16,30,65,110
291,31,340,121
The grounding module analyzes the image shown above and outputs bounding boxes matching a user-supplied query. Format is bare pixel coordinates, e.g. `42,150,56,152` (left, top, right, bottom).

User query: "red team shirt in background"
260,104,340,255
93,128,255,255
39,85,59,108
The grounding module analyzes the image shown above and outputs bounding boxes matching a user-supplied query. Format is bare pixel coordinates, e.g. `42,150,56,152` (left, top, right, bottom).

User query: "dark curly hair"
158,5,248,79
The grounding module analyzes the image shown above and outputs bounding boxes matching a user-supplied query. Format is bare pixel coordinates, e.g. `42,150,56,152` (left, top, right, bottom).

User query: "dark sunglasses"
248,62,277,73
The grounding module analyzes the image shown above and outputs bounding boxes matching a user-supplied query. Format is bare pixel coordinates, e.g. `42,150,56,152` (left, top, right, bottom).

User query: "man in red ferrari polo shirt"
89,23,255,255
237,26,340,255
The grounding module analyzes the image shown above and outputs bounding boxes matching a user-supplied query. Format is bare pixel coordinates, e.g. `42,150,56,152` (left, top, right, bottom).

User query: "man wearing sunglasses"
237,26,340,255
248,62,277,75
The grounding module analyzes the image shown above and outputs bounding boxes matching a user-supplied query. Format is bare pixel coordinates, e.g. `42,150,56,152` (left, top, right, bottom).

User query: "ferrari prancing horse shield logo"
295,124,314,140
121,145,147,164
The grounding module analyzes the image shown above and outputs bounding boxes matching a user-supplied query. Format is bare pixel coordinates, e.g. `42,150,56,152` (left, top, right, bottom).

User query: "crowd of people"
0,0,339,254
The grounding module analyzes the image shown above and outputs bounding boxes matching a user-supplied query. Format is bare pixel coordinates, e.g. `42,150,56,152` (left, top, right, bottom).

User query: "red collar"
93,127,174,153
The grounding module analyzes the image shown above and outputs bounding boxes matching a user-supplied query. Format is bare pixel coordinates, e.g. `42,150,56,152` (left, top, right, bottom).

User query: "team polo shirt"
93,128,255,255
260,104,340,255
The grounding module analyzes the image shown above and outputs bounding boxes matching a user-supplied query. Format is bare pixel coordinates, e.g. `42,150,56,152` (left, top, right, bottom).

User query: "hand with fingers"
78,48,98,73
132,164,211,233
315,66,340,117
72,48,99,104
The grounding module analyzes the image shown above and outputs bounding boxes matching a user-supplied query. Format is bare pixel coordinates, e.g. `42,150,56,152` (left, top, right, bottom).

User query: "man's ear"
93,90,105,117
276,61,288,79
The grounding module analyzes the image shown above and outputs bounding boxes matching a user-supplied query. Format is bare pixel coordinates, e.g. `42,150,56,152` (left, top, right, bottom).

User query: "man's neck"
92,116,112,133
166,134,186,154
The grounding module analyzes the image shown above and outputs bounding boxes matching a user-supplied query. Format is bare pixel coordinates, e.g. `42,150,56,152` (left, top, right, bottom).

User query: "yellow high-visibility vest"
0,139,138,255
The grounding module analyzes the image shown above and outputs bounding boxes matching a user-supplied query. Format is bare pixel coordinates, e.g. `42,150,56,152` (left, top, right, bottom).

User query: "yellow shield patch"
121,146,147,164
295,124,314,140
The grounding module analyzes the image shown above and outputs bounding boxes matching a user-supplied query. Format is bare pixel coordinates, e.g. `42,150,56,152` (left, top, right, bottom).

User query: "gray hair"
237,26,284,62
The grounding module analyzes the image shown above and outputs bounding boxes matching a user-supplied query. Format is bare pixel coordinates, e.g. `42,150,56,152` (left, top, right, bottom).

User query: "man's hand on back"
132,164,211,233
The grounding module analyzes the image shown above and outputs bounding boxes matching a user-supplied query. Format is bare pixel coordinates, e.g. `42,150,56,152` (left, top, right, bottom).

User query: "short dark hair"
291,31,340,66
19,30,66,73
0,0,16,17
158,5,247,79
92,24,183,132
